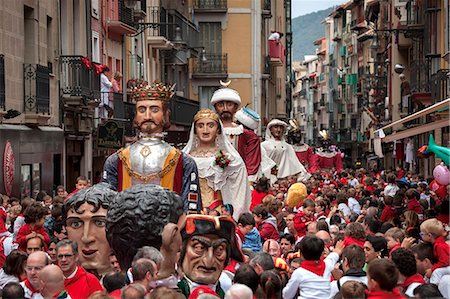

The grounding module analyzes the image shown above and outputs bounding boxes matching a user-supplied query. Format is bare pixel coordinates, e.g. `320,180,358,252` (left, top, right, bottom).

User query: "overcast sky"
292,0,347,18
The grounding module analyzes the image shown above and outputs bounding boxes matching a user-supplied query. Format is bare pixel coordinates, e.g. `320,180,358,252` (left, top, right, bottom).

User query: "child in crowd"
365,259,404,298
0,195,10,237
340,281,368,299
236,212,255,245
16,202,50,251
406,189,423,216
282,236,344,299
293,199,315,238
420,218,450,277
380,196,396,223
342,222,366,248
66,175,89,199
384,174,400,197
252,204,279,242
384,227,405,256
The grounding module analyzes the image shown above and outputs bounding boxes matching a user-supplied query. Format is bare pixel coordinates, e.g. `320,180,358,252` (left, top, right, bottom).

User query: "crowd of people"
0,80,448,299
0,166,448,299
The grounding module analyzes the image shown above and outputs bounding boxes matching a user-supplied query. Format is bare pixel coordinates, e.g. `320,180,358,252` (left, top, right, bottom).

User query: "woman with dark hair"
258,270,283,299
0,250,28,288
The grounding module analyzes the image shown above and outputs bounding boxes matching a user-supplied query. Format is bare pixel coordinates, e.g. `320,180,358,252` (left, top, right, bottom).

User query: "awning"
38,126,64,132
0,124,32,130
380,98,450,131
383,118,449,142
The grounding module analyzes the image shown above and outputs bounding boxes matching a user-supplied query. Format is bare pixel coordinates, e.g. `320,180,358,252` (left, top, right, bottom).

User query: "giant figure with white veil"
183,109,251,219
262,119,311,182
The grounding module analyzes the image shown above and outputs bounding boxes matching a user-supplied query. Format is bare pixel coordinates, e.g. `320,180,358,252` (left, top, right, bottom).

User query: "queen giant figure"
183,109,251,219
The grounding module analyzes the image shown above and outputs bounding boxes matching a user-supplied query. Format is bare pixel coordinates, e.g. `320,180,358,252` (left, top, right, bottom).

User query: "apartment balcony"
193,0,227,13
192,53,228,79
107,0,137,35
145,7,200,51
23,64,50,117
262,0,271,18
0,55,4,111
430,69,449,104
405,0,424,37
410,59,431,106
60,55,100,106
268,40,285,66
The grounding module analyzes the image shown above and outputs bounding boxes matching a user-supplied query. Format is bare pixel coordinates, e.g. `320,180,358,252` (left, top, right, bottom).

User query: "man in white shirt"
283,236,344,299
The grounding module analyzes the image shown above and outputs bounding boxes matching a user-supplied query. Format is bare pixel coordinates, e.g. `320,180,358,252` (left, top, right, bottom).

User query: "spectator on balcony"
400,74,411,114
111,72,122,93
108,71,123,118
100,66,112,119
268,30,283,41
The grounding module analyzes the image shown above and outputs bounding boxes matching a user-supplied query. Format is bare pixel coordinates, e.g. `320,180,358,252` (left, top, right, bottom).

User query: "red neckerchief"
389,244,401,256
400,273,425,289
365,288,404,299
343,236,365,248
300,259,326,276
224,259,238,274
24,278,40,297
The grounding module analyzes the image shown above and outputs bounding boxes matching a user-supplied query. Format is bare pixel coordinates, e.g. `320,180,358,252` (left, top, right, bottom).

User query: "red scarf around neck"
24,278,40,297
400,273,425,289
300,259,326,276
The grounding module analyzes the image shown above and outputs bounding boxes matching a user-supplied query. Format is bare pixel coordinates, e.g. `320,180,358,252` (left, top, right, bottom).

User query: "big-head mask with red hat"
180,215,244,285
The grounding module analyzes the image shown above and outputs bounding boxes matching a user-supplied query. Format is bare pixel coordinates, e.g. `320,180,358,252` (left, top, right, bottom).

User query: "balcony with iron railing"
145,6,200,50
193,0,227,12
60,55,100,102
23,63,50,114
406,0,424,28
430,69,449,104
192,53,227,78
107,0,137,35
0,55,4,111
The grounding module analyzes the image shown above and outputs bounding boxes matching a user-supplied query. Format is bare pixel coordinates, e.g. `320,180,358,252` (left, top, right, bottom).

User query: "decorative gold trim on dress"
118,148,181,183
193,109,220,123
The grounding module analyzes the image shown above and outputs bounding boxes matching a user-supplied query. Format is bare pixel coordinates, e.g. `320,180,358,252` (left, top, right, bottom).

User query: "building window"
92,31,100,63
20,163,41,199
199,22,222,54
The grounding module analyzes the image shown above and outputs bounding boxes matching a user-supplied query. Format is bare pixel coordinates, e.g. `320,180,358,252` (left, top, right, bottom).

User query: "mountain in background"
292,7,335,62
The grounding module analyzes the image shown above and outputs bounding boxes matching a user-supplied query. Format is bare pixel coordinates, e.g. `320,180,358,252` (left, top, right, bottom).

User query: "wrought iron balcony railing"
118,0,134,27
60,55,100,100
23,64,50,114
143,6,199,49
410,59,430,93
430,69,449,104
193,53,227,75
193,0,227,11
0,55,4,111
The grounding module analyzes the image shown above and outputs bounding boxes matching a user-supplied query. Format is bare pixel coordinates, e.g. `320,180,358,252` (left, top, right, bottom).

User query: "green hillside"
292,7,335,61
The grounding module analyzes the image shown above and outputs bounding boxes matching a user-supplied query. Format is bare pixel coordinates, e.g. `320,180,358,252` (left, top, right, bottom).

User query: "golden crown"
193,109,220,123
129,81,175,102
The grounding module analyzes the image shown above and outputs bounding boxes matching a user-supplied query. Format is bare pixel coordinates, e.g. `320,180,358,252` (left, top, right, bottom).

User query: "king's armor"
128,137,172,185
